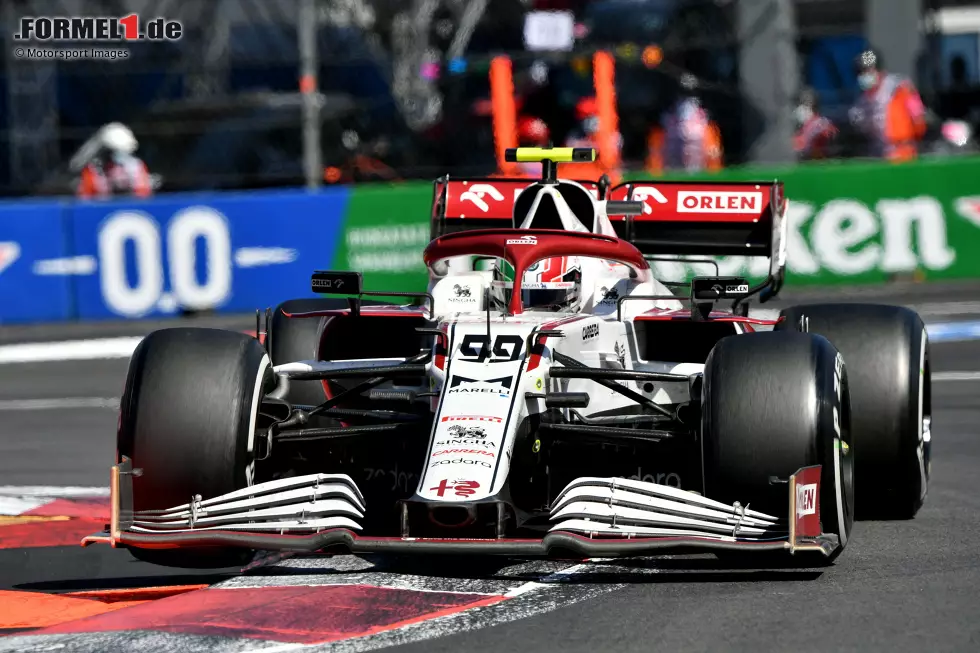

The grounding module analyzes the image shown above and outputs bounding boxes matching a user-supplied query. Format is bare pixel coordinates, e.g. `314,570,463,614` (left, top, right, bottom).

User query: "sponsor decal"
458,334,524,363
452,284,472,299
506,235,538,245
614,340,626,368
460,184,505,212
598,286,619,304
535,377,543,390
433,449,495,457
725,284,749,293
430,458,493,468
796,483,817,517
435,439,496,447
362,464,418,493
581,323,599,341
446,425,488,439
448,386,510,397
429,479,480,498
623,467,682,488
677,191,763,214
631,186,669,214
441,415,503,423
449,375,512,389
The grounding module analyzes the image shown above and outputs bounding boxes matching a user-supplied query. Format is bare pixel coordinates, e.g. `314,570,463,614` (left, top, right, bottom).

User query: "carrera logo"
677,191,763,214
506,235,537,245
797,483,817,517
459,184,505,212
441,415,503,423
581,323,599,340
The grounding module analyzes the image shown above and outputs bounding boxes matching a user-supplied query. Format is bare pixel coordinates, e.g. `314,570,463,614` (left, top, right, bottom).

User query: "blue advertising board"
0,188,351,323
0,201,73,323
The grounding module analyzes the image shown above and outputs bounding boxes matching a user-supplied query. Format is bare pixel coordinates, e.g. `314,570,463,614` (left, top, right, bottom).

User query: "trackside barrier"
3,156,980,323
0,188,351,323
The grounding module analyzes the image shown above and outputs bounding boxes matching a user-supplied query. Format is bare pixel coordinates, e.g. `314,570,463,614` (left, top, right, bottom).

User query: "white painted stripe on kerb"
0,397,119,411
932,371,980,382
0,485,110,497
0,336,142,364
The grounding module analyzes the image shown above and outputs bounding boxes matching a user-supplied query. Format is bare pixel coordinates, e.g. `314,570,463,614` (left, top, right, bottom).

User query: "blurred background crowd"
2,0,980,198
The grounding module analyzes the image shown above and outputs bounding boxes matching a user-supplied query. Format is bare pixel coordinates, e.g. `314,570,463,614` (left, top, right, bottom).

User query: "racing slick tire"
775,303,930,520
266,298,386,410
117,328,271,568
702,331,854,562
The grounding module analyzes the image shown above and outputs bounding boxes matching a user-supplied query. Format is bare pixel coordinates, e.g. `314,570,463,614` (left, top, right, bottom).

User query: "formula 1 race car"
85,148,931,568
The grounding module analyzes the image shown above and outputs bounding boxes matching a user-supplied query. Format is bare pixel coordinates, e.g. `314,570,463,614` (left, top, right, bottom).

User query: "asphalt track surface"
1,281,979,651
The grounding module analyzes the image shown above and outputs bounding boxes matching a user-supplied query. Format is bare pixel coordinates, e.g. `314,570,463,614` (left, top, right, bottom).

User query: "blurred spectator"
645,74,723,175
793,87,838,161
72,123,153,199
324,130,400,184
564,96,621,182
848,49,927,162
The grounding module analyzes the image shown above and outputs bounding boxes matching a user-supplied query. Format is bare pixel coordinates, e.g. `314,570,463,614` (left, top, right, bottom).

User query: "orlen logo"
797,483,817,517
631,186,669,214
459,184,505,212
506,235,537,245
677,191,763,214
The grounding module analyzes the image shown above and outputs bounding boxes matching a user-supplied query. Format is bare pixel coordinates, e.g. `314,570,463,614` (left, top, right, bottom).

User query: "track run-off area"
1,283,979,652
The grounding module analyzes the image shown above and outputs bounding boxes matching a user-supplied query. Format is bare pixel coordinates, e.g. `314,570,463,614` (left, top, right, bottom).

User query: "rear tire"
117,328,270,568
776,303,929,519
702,331,854,562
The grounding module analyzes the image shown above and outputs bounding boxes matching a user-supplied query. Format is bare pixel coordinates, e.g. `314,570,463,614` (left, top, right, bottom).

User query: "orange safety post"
593,50,621,182
490,56,520,176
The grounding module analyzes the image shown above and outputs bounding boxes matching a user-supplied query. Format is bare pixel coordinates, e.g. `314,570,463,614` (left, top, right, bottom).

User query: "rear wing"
430,176,602,239
607,180,788,282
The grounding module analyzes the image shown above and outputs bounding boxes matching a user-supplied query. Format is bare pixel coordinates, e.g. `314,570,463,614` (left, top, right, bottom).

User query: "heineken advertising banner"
341,156,980,291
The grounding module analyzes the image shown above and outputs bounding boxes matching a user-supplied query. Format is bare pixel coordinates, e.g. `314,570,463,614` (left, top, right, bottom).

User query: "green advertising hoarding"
342,156,980,291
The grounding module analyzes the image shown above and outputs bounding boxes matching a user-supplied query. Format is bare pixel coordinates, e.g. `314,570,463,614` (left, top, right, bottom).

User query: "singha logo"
600,286,620,303
447,425,487,439
453,284,472,298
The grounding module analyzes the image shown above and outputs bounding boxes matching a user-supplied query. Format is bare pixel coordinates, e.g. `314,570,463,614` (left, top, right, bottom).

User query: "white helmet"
491,256,583,312
100,122,138,154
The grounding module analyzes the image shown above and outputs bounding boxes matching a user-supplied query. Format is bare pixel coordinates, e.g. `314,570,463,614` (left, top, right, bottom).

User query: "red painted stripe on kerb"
34,585,506,644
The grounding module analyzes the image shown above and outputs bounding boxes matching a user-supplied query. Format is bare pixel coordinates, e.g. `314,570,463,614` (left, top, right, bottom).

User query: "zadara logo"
797,483,817,517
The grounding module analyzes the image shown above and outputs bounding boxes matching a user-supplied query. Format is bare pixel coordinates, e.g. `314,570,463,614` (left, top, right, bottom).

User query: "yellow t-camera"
504,147,596,163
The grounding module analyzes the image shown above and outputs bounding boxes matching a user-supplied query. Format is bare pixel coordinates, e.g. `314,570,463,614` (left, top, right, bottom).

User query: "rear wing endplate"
607,180,787,282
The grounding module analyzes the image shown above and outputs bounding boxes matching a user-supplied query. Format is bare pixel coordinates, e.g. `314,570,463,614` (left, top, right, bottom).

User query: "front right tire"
117,327,270,568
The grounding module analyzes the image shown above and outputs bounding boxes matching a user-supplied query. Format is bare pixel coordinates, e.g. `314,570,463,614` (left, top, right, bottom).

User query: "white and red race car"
86,148,931,568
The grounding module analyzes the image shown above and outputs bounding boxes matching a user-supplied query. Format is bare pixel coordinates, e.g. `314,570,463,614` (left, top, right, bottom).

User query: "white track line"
0,485,110,497
0,397,119,411
932,371,980,382
0,337,142,364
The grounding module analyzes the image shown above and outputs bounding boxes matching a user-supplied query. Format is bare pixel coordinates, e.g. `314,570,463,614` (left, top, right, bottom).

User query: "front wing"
83,458,837,558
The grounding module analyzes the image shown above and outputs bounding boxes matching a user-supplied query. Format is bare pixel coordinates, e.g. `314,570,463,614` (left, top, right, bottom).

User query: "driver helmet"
491,256,582,312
